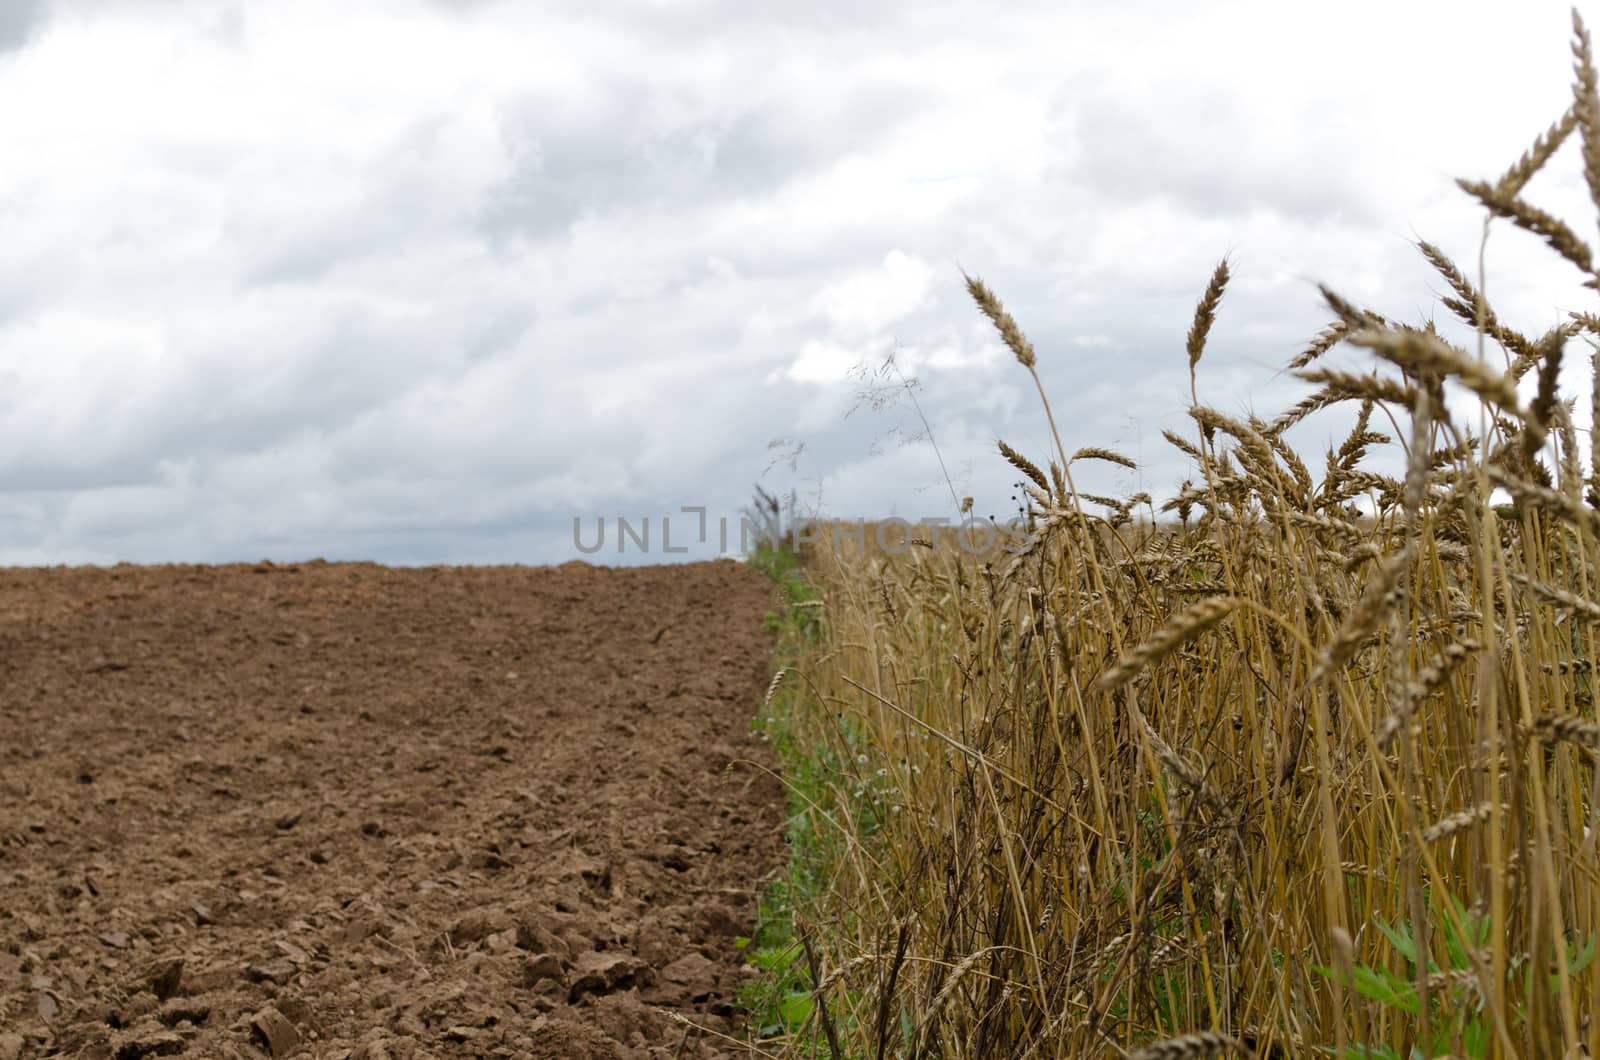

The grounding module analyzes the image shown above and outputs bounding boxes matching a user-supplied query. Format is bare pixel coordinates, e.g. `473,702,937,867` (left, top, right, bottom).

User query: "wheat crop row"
749,11,1600,1058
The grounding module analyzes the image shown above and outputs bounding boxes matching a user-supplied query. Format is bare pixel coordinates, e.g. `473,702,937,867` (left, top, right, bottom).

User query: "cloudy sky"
0,0,1593,565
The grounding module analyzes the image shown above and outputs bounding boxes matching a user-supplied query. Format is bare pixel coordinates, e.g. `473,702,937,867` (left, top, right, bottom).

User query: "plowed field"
0,560,785,1058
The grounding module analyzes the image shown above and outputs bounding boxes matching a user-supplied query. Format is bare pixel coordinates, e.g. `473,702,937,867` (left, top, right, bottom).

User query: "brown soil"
0,560,787,1058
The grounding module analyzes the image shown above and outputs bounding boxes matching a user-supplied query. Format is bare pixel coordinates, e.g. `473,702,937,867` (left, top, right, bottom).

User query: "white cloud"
809,250,935,338
786,337,875,385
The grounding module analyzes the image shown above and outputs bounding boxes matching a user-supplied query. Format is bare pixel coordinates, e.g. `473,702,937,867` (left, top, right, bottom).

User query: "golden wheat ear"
1186,258,1230,372
1069,446,1137,470
1494,105,1578,199
1456,177,1596,276
997,439,1049,492
963,272,1035,368
1570,8,1600,213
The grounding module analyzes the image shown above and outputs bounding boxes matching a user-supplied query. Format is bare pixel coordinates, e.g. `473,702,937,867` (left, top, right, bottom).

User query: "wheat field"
746,10,1600,1059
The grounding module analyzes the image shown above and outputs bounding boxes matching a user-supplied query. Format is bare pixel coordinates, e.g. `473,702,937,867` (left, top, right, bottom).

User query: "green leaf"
1568,934,1596,976
1313,963,1419,1016
1350,964,1420,1015
1374,916,1418,965
1437,895,1487,968
751,942,800,973
778,990,813,1029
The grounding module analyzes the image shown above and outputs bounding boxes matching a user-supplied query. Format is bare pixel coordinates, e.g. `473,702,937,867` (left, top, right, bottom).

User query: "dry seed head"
1348,326,1523,414
1457,178,1595,274
1318,284,1386,330
1534,712,1600,749
1557,399,1583,489
1425,967,1486,995
1022,481,1053,511
919,946,997,1026
1149,935,1186,968
1162,429,1205,462
1315,544,1413,681
1339,542,1384,570
1096,597,1240,690
1189,407,1279,480
1295,367,1421,409
1270,385,1340,435
1422,802,1497,843
1340,861,1388,881
1494,105,1579,199
1489,467,1599,533
1417,239,1478,308
1288,511,1363,543
1593,344,1600,502
1049,461,1067,499
1507,570,1600,622
1403,386,1433,517
1162,479,1200,523
1186,258,1230,370
964,272,1036,368
1287,320,1350,371
998,439,1049,492
1331,399,1377,477
1171,580,1230,594
1070,446,1137,470
1140,718,1226,814
1510,321,1575,384
1415,637,1477,686
1335,470,1404,501
1262,416,1315,501
812,952,889,995
1444,296,1535,362
1130,1031,1245,1060
1428,434,1479,471
1572,8,1600,214
1079,492,1128,512
763,667,789,708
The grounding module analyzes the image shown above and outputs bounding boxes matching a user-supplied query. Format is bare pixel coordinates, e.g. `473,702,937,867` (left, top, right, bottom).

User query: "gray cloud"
1064,88,1381,226
480,78,927,244
0,0,48,52
0,0,1585,566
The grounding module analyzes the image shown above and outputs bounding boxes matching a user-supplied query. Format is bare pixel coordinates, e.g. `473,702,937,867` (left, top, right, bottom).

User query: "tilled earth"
0,560,787,1058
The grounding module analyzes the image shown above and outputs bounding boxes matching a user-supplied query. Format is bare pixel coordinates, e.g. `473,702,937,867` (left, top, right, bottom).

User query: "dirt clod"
110,1028,185,1058
140,959,183,1001
568,950,647,1001
245,960,297,986
521,951,564,987
661,950,718,1001
250,1006,302,1056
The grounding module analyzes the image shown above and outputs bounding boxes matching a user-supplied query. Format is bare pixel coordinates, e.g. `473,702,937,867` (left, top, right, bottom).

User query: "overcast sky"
0,0,1593,565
